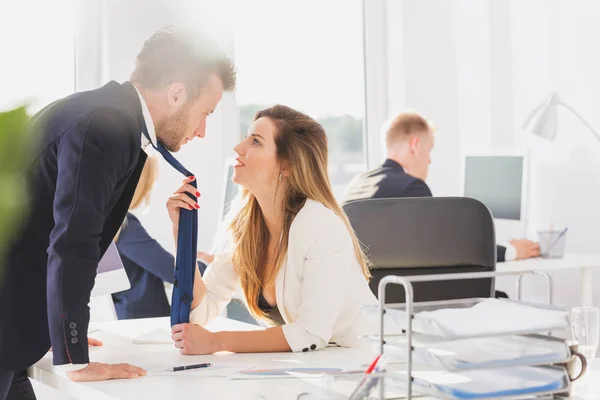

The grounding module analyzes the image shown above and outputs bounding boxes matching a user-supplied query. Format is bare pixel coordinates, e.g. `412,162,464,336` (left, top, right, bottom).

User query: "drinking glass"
570,307,599,395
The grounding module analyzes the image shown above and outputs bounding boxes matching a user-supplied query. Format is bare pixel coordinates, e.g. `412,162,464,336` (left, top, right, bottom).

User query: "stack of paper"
366,334,570,370
416,299,568,337
412,366,567,399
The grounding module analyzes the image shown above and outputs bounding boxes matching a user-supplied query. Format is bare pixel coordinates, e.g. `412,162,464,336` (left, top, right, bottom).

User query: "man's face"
411,130,434,181
156,73,224,152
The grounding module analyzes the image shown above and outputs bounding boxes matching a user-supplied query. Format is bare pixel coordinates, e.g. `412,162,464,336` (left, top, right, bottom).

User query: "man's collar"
382,158,404,171
132,84,157,151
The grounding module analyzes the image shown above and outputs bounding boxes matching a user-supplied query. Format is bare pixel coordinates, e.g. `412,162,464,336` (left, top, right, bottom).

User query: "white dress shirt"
500,242,517,261
133,85,157,152
55,84,157,374
190,199,378,352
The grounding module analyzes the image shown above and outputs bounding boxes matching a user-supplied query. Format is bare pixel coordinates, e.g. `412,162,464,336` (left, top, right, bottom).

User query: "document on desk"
366,334,570,370
148,363,258,377
133,329,171,344
405,366,567,399
230,367,364,380
416,299,568,337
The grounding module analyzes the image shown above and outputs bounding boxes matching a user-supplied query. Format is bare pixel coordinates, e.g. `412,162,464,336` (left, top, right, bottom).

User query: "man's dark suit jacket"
0,81,147,371
342,159,509,262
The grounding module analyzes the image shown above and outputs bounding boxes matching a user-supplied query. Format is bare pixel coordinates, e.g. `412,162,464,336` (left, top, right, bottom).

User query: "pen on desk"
364,355,380,374
548,227,568,253
348,355,381,400
167,362,211,372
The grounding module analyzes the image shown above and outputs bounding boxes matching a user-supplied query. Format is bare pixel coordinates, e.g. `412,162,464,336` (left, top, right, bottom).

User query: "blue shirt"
112,213,175,319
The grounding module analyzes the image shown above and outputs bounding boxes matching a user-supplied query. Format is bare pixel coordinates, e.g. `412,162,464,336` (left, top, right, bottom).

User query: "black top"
342,159,432,204
112,213,174,320
257,293,285,326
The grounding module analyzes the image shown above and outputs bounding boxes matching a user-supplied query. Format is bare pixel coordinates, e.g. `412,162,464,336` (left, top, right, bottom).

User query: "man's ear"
409,135,420,154
167,82,188,109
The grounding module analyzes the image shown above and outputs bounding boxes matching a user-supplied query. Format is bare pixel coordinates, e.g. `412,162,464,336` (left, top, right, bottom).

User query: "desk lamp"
523,92,600,142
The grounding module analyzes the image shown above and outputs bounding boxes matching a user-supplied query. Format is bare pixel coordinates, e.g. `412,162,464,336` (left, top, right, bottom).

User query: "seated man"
342,110,540,262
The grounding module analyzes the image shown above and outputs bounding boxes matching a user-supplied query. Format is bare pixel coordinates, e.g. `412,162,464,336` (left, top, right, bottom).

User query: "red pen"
349,355,382,400
365,355,381,374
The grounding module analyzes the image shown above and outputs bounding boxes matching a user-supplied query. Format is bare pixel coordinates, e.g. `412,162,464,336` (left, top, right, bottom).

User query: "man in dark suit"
342,110,540,263
0,27,235,399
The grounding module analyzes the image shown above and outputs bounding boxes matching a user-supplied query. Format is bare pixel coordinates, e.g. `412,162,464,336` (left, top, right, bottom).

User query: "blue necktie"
142,132,197,326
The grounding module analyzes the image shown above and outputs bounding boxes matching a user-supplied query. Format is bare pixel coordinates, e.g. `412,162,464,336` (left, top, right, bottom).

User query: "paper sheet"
148,363,258,377
369,334,569,369
392,366,566,398
132,329,171,344
230,367,365,380
418,299,568,337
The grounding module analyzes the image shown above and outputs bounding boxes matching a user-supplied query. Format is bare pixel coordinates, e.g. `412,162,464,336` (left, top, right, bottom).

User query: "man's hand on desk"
510,239,541,260
172,323,217,355
66,362,147,382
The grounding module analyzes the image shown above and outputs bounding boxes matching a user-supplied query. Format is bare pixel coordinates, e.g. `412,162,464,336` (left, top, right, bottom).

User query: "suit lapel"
97,81,149,256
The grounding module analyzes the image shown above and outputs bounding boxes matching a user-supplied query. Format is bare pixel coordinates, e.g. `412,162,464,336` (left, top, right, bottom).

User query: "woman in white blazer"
167,105,377,355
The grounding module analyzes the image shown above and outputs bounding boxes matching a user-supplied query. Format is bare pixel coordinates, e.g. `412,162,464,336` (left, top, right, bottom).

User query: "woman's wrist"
172,224,179,243
212,331,228,353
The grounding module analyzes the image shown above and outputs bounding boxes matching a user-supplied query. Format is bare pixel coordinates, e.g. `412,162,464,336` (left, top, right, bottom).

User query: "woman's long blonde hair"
115,155,159,240
228,105,371,322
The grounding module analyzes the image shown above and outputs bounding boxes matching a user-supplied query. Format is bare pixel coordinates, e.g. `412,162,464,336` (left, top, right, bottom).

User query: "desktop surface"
496,253,600,272
31,315,600,399
495,253,600,308
31,317,374,400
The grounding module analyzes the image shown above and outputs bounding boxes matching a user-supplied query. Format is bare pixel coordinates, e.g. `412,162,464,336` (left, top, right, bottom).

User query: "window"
233,0,367,198
0,0,75,111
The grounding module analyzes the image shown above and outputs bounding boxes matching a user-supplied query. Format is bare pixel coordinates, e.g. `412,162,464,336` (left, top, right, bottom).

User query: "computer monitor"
91,242,130,297
220,158,240,220
461,152,529,242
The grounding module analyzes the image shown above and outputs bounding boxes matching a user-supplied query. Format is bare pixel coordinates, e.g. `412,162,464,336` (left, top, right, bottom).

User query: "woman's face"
233,117,280,193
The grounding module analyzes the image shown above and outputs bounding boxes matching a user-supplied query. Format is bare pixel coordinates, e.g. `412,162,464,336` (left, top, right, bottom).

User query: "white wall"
366,0,465,196
76,0,239,254
511,0,600,308
0,0,75,111
511,0,600,249
365,0,600,308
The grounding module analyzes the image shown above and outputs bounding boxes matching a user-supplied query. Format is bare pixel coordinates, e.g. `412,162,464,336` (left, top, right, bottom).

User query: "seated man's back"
343,159,431,203
342,110,539,263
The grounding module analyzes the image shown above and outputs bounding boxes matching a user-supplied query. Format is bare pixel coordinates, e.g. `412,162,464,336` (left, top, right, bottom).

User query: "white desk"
31,316,600,399
31,317,375,400
496,253,600,307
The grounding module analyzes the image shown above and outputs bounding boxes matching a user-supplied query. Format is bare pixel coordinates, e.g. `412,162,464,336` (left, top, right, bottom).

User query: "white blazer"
190,199,377,352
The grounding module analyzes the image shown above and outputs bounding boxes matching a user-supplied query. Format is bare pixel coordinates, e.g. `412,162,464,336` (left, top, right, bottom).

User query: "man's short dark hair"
130,27,236,98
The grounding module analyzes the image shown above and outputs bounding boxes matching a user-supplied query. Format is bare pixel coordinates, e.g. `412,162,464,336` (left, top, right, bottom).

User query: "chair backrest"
343,197,496,303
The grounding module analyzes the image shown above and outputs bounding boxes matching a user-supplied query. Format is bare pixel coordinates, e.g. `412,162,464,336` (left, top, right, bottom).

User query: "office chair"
343,197,496,303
